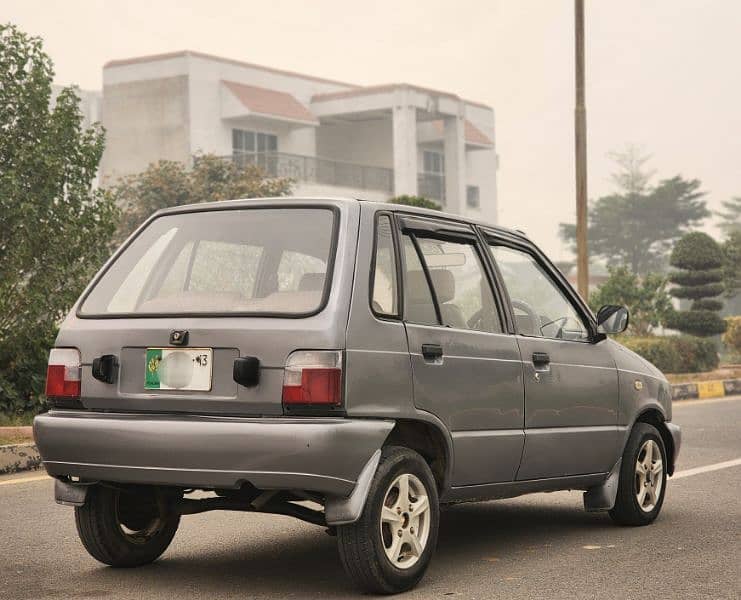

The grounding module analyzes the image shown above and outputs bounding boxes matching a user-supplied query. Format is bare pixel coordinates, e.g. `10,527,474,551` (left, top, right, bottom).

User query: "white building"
99,51,499,222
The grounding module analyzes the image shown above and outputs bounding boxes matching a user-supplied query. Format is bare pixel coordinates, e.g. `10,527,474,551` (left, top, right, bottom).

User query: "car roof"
152,196,529,242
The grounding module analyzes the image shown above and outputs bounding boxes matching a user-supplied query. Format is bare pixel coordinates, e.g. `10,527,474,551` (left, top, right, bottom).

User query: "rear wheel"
337,446,439,594
75,485,180,567
609,423,667,526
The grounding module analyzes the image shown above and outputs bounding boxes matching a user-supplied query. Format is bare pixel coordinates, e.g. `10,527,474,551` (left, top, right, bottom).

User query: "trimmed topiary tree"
665,232,726,336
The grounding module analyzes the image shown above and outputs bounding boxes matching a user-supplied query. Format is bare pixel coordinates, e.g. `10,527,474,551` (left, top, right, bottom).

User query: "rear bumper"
34,411,394,496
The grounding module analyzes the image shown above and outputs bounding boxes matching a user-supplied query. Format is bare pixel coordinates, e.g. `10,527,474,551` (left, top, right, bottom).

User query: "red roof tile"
222,80,317,125
431,119,493,146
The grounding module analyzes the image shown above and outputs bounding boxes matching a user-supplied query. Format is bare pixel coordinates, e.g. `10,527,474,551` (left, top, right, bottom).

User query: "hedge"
664,310,727,337
620,335,718,373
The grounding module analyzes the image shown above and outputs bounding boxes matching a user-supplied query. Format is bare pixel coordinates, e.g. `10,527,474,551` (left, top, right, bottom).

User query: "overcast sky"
4,0,739,259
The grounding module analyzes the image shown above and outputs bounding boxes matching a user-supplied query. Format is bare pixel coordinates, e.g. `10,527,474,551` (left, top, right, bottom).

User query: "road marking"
673,457,741,479
0,473,49,487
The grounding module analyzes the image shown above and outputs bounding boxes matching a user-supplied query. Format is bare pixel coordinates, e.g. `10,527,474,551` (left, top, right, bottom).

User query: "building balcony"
223,152,394,194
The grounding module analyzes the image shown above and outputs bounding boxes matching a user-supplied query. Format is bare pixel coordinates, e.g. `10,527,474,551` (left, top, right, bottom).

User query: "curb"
671,378,741,401
0,443,41,475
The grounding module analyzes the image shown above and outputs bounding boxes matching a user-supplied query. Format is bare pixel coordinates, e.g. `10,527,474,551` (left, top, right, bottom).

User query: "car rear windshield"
79,207,336,317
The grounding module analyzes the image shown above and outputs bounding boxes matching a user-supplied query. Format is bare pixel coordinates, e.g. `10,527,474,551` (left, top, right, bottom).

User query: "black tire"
337,446,440,595
609,423,668,526
75,485,180,567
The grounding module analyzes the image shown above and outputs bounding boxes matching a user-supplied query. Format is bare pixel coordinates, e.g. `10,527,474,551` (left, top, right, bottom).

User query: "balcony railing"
418,173,445,202
224,152,394,193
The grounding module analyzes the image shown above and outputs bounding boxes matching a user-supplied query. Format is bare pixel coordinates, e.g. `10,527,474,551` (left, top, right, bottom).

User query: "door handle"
532,352,550,372
421,344,443,361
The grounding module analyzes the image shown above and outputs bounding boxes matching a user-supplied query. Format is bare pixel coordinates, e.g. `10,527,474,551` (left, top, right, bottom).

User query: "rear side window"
401,234,438,326
370,215,399,317
80,208,336,316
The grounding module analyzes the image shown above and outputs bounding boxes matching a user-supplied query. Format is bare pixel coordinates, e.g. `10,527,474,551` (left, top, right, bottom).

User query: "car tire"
75,485,180,567
337,446,440,595
609,423,668,526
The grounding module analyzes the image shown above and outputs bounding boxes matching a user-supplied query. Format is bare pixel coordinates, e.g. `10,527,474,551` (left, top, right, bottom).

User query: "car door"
484,233,620,480
398,215,525,486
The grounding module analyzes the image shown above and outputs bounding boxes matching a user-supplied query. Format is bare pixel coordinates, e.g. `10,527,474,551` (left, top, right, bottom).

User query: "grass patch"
0,434,34,446
665,364,741,384
0,413,36,427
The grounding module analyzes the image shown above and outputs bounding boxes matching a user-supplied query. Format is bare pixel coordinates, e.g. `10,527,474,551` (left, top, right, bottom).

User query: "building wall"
100,75,190,183
316,119,393,168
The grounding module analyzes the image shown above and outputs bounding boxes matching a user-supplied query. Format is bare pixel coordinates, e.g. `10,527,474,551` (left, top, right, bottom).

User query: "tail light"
282,350,342,407
45,348,82,406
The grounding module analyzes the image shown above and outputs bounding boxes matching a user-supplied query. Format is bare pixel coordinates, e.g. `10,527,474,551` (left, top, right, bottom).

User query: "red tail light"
45,348,81,399
282,351,342,406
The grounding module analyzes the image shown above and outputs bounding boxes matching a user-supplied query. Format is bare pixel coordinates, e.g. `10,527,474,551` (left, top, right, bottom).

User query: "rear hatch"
55,201,356,416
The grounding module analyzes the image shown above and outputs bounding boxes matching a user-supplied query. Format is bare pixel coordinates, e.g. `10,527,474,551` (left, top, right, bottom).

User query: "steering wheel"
511,300,540,336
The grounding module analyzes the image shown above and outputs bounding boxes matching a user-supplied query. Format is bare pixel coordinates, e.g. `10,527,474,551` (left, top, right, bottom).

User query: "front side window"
490,245,590,341
80,208,334,316
371,215,399,317
401,232,502,333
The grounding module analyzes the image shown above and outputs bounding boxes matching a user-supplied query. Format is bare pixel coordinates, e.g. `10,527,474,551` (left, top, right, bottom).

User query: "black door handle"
532,352,550,366
421,344,443,360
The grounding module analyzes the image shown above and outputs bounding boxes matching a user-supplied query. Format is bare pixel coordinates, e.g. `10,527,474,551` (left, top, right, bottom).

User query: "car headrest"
298,273,325,291
407,269,455,304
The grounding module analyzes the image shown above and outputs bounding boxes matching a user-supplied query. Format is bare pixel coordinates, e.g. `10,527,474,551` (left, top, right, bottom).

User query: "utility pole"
574,0,589,299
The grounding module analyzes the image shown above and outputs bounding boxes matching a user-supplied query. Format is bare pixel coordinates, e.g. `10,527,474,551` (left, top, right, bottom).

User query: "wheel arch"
383,417,452,493
633,407,676,476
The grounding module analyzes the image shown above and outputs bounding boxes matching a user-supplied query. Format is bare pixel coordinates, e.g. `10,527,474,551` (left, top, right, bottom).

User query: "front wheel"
337,446,440,594
609,423,667,526
75,485,180,567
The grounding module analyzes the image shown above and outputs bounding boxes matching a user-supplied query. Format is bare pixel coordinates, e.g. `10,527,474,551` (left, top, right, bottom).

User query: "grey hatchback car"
34,197,680,594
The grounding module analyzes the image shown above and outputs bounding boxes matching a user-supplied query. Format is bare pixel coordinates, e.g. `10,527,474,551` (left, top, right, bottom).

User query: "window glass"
491,245,590,341
402,234,438,326
371,215,398,316
277,250,327,292
81,208,334,316
466,185,480,209
416,238,501,333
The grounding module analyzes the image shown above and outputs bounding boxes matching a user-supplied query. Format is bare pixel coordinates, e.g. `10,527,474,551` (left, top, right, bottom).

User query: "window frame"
368,211,403,320
394,213,509,333
76,205,340,320
480,228,599,343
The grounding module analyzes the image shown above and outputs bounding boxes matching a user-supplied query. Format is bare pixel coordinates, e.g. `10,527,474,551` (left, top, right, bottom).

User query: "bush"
665,310,728,337
723,316,741,356
620,336,718,373
389,195,441,210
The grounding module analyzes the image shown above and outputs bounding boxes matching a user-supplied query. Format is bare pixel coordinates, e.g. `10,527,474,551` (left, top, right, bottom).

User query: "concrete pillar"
443,107,466,214
392,91,417,197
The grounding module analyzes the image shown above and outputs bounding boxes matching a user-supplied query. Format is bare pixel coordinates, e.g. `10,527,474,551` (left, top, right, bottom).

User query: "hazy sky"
3,0,739,258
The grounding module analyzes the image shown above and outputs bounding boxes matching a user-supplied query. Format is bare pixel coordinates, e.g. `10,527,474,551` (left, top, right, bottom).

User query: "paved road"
2,397,740,599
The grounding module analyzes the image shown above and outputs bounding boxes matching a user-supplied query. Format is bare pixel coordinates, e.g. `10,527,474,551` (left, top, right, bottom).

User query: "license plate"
145,348,213,391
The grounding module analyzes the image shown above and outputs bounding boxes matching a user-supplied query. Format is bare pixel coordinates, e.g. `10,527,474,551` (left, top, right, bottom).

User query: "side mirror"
596,305,629,334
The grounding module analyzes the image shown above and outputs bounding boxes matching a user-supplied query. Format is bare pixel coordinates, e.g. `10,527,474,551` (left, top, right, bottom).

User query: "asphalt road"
2,397,740,600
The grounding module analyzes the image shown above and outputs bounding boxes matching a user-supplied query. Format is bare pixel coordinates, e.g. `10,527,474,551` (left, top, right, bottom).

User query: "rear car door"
398,216,524,486
483,232,620,480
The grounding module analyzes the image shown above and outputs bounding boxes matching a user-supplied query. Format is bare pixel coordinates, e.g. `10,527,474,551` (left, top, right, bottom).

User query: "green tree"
110,154,293,245
717,196,741,236
589,266,674,336
560,148,709,275
0,24,118,415
721,230,741,299
389,195,441,211
665,232,726,336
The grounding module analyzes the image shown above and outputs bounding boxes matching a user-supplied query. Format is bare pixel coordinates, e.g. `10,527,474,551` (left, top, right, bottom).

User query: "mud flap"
324,449,381,525
54,478,90,507
583,459,621,512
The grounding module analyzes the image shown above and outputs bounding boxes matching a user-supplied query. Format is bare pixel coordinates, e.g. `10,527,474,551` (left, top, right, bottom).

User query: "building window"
420,150,445,202
423,150,444,175
232,129,278,174
466,185,480,209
